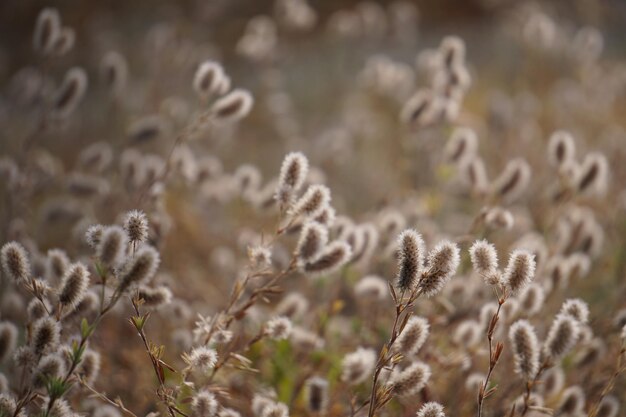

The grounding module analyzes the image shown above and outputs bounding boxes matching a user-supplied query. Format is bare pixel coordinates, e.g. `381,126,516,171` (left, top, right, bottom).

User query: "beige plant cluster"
0,2,625,417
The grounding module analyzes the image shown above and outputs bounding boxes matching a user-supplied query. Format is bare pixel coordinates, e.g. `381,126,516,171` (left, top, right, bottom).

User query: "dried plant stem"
587,344,626,417
203,258,296,345
207,328,265,382
477,287,507,417
366,286,421,417
130,298,186,417
518,360,551,417
78,377,140,417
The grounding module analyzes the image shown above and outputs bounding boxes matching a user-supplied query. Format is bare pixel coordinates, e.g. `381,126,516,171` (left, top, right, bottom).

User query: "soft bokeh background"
1,0,626,415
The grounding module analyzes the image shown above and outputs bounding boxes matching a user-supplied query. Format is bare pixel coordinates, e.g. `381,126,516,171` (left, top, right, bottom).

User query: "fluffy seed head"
560,298,590,324
191,389,219,417
33,354,66,387
400,89,441,127
461,157,489,195
314,206,336,227
446,127,477,163
31,317,60,355
354,275,388,301
193,60,228,98
85,224,104,248
211,88,254,124
117,246,160,292
52,67,88,119
260,402,289,417
387,361,431,397
416,402,446,417
543,314,580,360
596,395,619,417
492,158,531,203
484,206,514,230
138,286,173,307
276,152,309,206
1,241,30,281
124,210,149,243
548,131,576,167
47,249,69,282
58,262,90,310
188,346,218,372
576,152,609,196
100,51,128,95
469,239,498,276
302,240,351,276
50,27,75,56
97,226,128,267
78,349,101,384
518,283,545,316
502,250,536,294
304,377,328,413
509,320,540,380
540,367,565,398
341,347,376,385
558,386,585,415
0,322,18,363
296,222,328,264
395,316,430,357
33,8,61,53
395,229,425,292
265,316,292,340
27,299,49,322
248,245,272,268
420,241,460,297
275,292,308,319
289,185,331,220
440,36,466,68
453,320,482,348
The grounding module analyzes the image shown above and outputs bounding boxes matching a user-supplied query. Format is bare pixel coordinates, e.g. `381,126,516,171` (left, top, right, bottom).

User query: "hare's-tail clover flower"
52,67,88,119
296,221,328,264
124,210,149,244
1,241,30,282
509,320,540,380
33,8,61,54
416,402,446,417
191,389,219,417
395,229,425,292
210,88,254,124
394,316,430,357
548,130,576,168
289,185,331,220
0,322,18,363
117,246,160,292
31,317,60,356
58,262,90,311
469,239,498,276
97,226,128,267
193,60,229,98
276,152,309,207
559,298,590,324
420,240,460,297
386,361,431,397
340,347,376,385
543,314,580,360
301,240,351,276
304,377,328,414
502,250,536,294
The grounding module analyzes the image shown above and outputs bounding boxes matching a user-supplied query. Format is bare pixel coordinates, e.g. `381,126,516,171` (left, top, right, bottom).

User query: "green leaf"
95,261,106,279
80,318,95,339
46,376,70,399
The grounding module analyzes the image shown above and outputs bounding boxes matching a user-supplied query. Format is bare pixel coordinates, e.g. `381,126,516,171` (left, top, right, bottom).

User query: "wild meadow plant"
0,2,625,417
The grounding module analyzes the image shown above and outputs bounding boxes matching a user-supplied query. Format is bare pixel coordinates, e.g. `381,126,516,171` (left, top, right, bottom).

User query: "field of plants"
0,1,625,416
